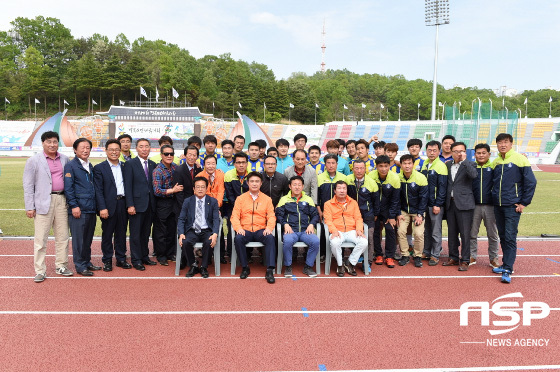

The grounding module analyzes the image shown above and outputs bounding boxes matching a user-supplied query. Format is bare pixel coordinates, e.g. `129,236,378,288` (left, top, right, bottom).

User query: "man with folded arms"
93,139,132,271
276,176,320,278
231,172,277,283
323,180,368,277
178,177,221,278
24,131,72,283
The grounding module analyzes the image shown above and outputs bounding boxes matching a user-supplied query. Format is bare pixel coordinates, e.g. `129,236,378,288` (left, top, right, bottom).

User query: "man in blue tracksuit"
490,133,537,283
64,138,99,276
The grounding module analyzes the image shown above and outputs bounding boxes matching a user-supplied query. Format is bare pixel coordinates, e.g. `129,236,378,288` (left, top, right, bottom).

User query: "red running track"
1,238,560,371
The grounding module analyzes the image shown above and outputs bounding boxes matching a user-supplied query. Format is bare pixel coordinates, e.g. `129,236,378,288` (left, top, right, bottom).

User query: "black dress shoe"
186,266,200,277
200,267,209,278
77,270,93,276
220,257,227,264
102,262,113,272
158,259,169,266
179,263,187,270
133,263,146,271
143,259,157,266
265,268,275,284
87,265,102,271
168,255,176,262
116,261,132,269
240,267,250,279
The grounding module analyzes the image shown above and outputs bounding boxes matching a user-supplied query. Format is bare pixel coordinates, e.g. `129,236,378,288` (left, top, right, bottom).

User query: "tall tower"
320,20,326,73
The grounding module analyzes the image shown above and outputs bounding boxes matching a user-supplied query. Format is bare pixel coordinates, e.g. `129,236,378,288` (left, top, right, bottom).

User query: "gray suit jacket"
283,164,318,204
445,160,477,211
23,152,69,214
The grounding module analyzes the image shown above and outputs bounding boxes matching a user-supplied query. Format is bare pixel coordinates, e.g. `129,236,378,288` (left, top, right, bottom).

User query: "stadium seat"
230,224,276,275
276,223,322,275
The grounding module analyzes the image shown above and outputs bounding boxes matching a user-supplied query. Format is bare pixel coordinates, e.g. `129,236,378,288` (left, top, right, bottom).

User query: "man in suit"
173,145,202,218
23,131,73,283
64,138,100,276
93,139,132,271
177,177,221,278
123,138,157,271
442,142,477,271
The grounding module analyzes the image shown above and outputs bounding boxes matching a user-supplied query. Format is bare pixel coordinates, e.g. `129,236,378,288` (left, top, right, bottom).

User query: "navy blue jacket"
177,195,221,236
346,175,380,222
275,192,319,232
369,170,401,219
399,170,429,215
491,149,537,207
64,157,96,214
420,158,448,208
93,160,125,216
472,162,494,205
123,156,156,213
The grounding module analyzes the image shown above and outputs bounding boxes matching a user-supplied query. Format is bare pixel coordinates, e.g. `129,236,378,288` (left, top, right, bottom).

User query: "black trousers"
100,198,128,263
69,212,96,272
447,199,473,263
234,229,276,268
152,198,177,260
220,202,232,258
182,229,213,268
373,216,397,259
129,202,152,265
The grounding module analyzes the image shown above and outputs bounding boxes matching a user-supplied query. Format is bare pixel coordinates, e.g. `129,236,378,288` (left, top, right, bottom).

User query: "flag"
140,86,147,98
361,103,366,109
549,97,553,103
4,97,10,104
315,103,319,108
380,103,384,109
92,99,98,105
172,87,179,99
120,100,125,106
523,97,527,105
155,87,159,103
398,103,401,108
212,101,215,108
343,104,348,110
238,102,242,108
418,103,421,108
35,98,40,104
438,102,443,107
264,102,266,109
63,99,69,105
289,103,294,108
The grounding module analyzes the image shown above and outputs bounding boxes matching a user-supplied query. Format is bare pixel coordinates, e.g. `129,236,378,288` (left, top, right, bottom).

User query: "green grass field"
1,157,559,237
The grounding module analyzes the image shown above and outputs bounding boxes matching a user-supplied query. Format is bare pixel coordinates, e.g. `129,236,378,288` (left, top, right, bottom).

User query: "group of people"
23,128,537,284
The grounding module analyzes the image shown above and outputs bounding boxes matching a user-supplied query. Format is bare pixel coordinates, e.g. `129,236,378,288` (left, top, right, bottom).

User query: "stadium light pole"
425,0,450,121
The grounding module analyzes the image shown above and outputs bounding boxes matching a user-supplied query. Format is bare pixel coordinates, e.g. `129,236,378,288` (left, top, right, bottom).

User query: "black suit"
177,195,221,268
123,156,156,265
173,163,202,218
93,160,128,263
446,160,477,263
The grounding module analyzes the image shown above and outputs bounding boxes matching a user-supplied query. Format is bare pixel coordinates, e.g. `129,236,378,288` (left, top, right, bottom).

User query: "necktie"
194,199,203,233
210,174,215,184
190,167,194,180
143,160,149,180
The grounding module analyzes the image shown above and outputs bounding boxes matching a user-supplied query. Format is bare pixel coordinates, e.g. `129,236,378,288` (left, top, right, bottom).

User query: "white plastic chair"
175,219,223,276
324,222,369,275
276,223,322,275
230,226,276,275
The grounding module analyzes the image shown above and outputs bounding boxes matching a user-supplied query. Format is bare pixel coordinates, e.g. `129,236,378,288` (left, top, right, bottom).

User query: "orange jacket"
323,195,364,234
198,169,225,207
231,192,276,232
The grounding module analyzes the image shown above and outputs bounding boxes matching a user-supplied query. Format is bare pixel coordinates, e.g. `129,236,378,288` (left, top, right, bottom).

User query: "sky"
1,0,559,92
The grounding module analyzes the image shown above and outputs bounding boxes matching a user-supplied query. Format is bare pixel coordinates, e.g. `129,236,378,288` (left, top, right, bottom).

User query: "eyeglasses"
106,148,121,153
452,150,466,154
163,153,175,157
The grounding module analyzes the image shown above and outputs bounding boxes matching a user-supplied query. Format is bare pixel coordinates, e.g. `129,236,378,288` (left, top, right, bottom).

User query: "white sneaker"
55,267,73,276
34,273,46,283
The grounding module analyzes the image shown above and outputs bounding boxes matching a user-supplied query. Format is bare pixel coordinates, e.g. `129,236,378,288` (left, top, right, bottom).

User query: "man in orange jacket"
231,172,277,283
323,180,368,277
198,155,225,208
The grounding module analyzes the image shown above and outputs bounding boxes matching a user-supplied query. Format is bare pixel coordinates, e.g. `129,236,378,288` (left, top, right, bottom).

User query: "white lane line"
287,366,560,372
1,275,559,280
1,308,559,315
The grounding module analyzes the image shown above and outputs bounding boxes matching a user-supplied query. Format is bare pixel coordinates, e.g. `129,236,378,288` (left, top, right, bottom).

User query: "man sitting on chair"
231,172,277,284
323,180,368,277
178,177,221,278
276,176,320,278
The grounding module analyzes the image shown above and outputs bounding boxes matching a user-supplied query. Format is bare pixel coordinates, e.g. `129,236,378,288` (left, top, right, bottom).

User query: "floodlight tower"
320,20,326,73
425,0,450,121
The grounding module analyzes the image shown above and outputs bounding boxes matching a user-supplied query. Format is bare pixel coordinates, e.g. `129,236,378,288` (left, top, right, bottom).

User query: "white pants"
329,230,368,266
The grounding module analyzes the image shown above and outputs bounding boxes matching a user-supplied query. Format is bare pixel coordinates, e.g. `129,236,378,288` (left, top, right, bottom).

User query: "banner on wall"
0,122,36,146
116,121,195,140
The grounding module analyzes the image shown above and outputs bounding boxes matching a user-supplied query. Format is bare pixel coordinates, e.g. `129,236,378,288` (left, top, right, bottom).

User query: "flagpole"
343,106,345,122
4,99,6,121
361,106,363,121
525,100,527,118
34,100,37,122
289,107,291,123
549,99,552,118
314,105,317,125
398,106,401,121
263,103,266,124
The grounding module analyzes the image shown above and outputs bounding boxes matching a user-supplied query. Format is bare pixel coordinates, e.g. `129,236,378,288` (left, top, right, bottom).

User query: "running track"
1,238,559,371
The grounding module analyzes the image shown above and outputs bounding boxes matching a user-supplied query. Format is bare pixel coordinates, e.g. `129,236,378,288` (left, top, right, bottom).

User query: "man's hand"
387,218,396,228
263,228,273,236
515,204,525,213
414,216,423,226
179,234,185,246
26,210,36,219
127,206,136,215
461,151,467,161
209,233,217,247
305,224,315,235
357,230,365,238
99,209,109,219
72,207,81,219
432,206,440,215
369,133,379,143
397,215,404,225
284,224,294,235
330,231,340,239
317,208,323,222
167,183,183,195
236,229,246,236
